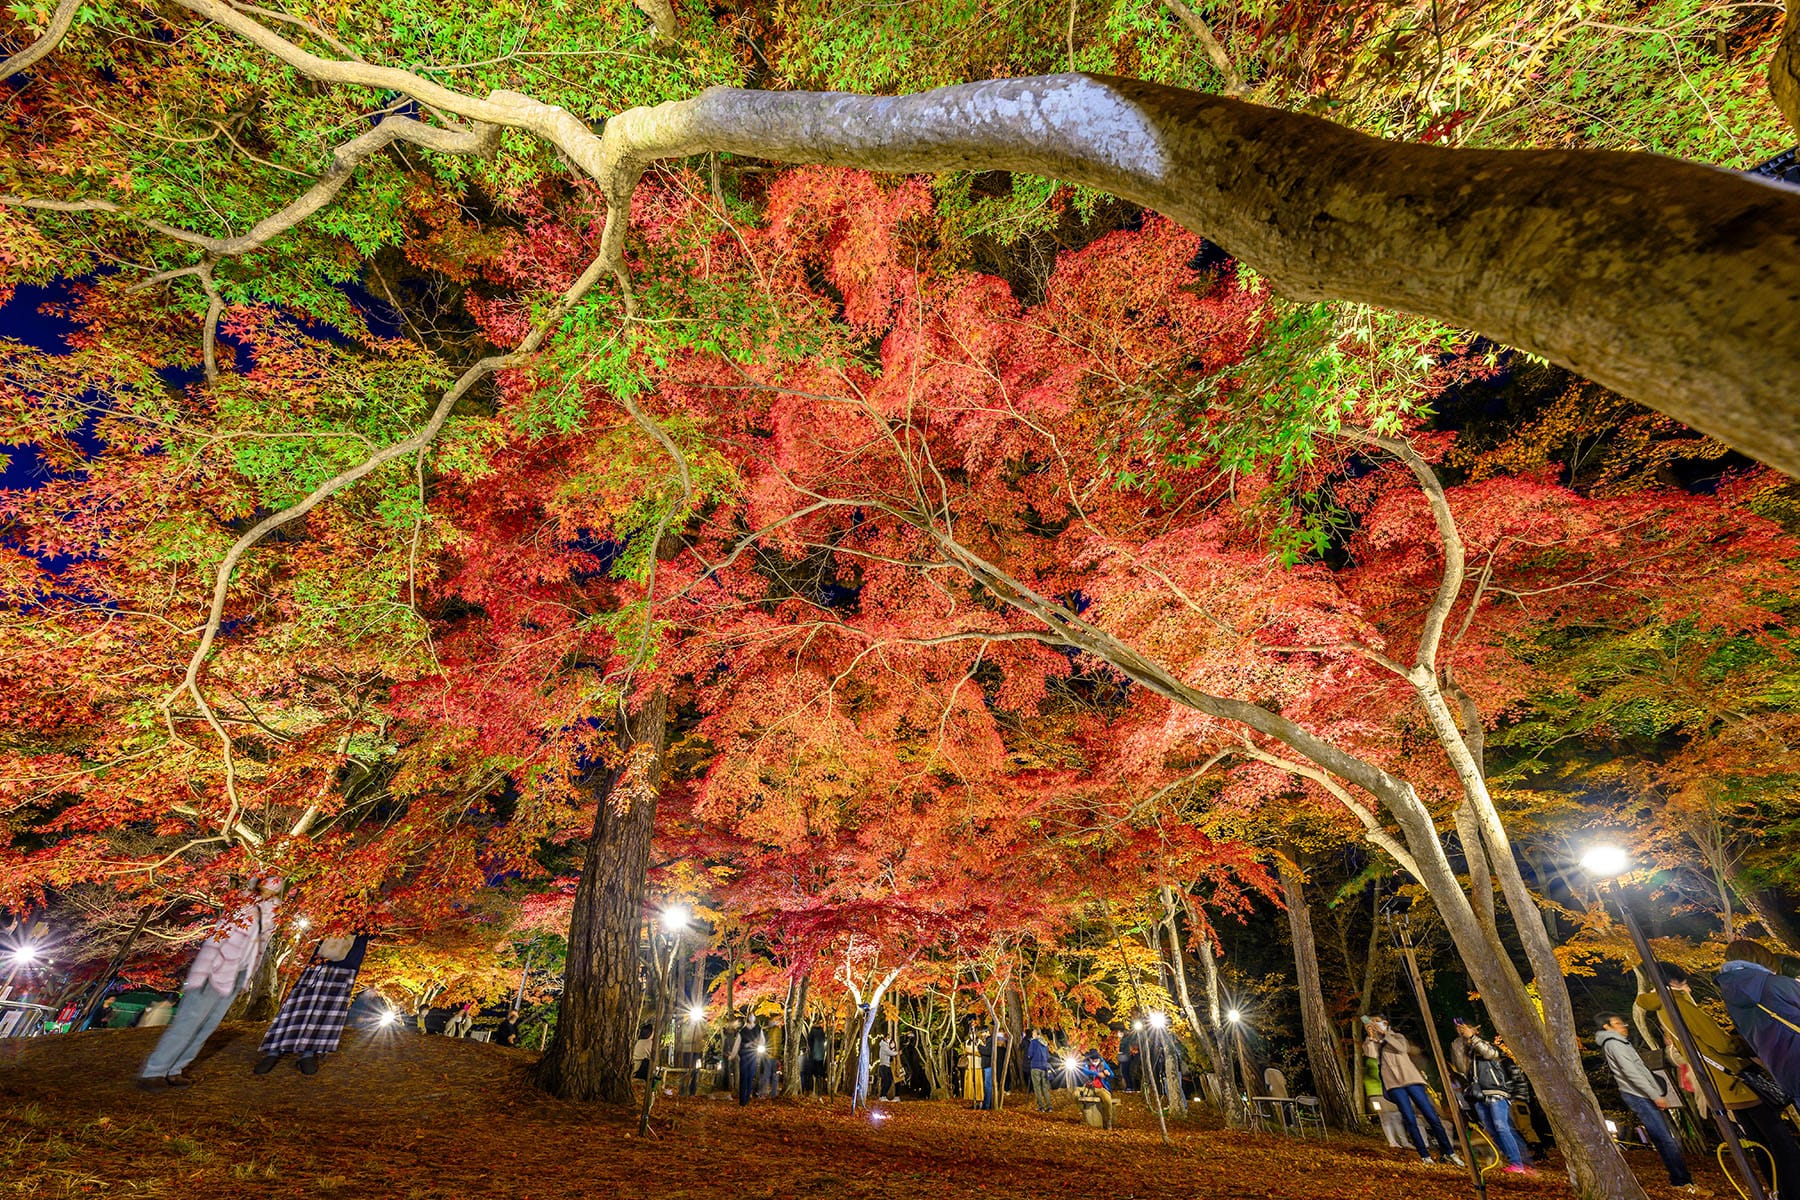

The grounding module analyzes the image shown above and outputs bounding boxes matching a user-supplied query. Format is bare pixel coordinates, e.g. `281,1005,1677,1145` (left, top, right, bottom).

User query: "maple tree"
3,4,1800,1200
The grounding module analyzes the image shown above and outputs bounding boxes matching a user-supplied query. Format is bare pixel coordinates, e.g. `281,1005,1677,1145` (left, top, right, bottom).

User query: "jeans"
1621,1092,1691,1186
1031,1067,1053,1111
981,1066,995,1109
1389,1083,1456,1160
1737,1100,1800,1200
141,985,236,1079
759,1055,778,1097
876,1064,893,1098
737,1056,757,1104
1475,1095,1526,1167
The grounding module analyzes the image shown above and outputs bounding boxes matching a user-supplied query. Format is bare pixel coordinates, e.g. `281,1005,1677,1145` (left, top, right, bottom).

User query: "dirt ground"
0,1025,1726,1199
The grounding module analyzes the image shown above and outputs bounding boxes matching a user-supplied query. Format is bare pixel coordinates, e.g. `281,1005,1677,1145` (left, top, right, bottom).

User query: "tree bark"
1774,0,1799,137
138,7,1800,473
593,75,1800,478
1278,855,1359,1131
533,690,669,1103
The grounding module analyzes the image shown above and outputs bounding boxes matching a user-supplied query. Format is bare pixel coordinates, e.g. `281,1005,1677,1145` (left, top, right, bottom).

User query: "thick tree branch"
1236,738,1422,878
593,77,1800,477
153,2,1800,473
0,0,79,82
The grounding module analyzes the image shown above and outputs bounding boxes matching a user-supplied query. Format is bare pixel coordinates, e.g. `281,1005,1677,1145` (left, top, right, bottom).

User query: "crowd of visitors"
89,871,1800,1200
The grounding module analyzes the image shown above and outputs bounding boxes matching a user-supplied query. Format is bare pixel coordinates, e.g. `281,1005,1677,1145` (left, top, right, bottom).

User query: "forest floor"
0,1025,1728,1199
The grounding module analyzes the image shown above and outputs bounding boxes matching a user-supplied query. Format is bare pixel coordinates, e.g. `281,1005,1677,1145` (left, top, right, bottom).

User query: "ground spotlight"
1147,1011,1167,1030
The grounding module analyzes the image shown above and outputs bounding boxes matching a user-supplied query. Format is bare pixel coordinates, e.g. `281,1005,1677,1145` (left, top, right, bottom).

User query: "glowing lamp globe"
661,905,691,933
1147,1011,1168,1030
1580,845,1632,879
1226,1009,1242,1025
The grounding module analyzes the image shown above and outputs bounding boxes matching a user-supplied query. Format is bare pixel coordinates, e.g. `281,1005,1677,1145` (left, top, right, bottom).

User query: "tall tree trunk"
1278,855,1359,1131
782,975,809,1096
533,690,669,1103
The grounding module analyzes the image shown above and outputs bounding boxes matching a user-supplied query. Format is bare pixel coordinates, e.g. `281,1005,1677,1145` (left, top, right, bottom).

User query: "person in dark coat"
978,1026,998,1110
804,1023,830,1096
1718,939,1800,1101
1025,1029,1053,1111
736,1017,762,1106
256,932,369,1076
494,1009,521,1047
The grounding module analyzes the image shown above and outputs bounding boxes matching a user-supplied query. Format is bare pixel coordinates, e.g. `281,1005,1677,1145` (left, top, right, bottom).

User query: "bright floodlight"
687,1005,706,1023
1132,1019,1144,1031
295,917,311,930
1062,1054,1081,1072
1580,844,1633,879
377,1009,400,1028
661,904,691,932
8,945,38,967
1226,1008,1242,1024
1148,1011,1168,1030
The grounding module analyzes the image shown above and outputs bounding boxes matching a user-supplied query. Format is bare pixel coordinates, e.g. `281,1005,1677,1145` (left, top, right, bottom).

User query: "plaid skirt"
261,963,359,1055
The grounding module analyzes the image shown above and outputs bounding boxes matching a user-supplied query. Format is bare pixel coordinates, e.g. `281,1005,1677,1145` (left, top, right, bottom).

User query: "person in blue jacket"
1718,939,1800,1100
1025,1029,1054,1111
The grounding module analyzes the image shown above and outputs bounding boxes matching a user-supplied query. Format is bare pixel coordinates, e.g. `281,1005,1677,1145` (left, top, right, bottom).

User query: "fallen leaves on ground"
0,1026,1722,1199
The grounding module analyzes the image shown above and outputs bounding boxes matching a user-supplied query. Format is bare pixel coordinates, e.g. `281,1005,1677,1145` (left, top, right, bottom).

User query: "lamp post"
1384,903,1486,1200
1581,844,1769,1200
1225,1008,1257,1124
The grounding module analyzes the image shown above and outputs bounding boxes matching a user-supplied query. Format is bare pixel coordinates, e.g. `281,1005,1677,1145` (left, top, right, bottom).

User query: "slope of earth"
0,1026,1720,1199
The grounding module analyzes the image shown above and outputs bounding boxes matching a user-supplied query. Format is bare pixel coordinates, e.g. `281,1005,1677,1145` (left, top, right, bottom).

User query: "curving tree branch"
139,4,1800,475
160,250,614,845
0,0,80,82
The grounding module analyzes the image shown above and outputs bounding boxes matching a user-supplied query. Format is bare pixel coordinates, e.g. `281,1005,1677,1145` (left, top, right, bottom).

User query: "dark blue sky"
1,278,78,492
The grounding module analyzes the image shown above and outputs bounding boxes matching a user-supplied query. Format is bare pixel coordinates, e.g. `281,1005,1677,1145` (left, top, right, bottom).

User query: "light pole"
1581,844,1769,1200
1226,1008,1257,1124
1384,903,1486,1200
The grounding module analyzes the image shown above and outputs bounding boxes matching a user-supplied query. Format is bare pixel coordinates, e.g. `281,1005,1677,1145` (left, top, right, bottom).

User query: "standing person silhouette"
137,876,281,1091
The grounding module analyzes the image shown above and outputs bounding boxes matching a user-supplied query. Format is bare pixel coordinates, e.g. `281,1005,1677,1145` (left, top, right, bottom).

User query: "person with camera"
1363,1014,1462,1165
1450,1017,1531,1174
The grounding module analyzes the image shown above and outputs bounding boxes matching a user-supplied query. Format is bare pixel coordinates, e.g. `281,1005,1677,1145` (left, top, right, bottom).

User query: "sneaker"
1446,1153,1466,1168
253,1055,281,1076
1502,1165,1534,1175
1678,1186,1714,1197
163,1074,192,1088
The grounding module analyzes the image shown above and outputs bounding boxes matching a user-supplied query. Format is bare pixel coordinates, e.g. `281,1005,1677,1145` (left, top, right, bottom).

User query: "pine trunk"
532,690,668,1103
1278,856,1358,1131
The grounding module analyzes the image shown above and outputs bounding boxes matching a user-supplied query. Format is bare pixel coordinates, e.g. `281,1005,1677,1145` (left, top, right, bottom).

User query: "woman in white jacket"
137,876,282,1090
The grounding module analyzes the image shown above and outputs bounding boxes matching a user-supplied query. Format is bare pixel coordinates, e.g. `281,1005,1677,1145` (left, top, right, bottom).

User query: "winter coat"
1718,960,1800,1099
1451,1033,1511,1100
1364,1029,1428,1090
1026,1036,1051,1072
1597,1028,1666,1100
807,1026,829,1064
1638,988,1757,1109
877,1037,896,1067
186,897,278,997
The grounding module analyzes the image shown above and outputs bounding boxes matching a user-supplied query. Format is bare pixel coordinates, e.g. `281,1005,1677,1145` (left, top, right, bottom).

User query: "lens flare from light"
1148,1011,1168,1029
1062,1055,1081,1072
8,945,38,967
1226,1008,1242,1024
377,1009,400,1028
1580,844,1632,879
688,1005,706,1023
661,904,691,932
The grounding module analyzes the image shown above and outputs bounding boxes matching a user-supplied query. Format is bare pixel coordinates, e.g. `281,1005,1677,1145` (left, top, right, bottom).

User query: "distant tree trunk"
1733,876,1800,955
1773,0,1799,137
533,690,669,1103
782,975,809,1096
1279,854,1359,1131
